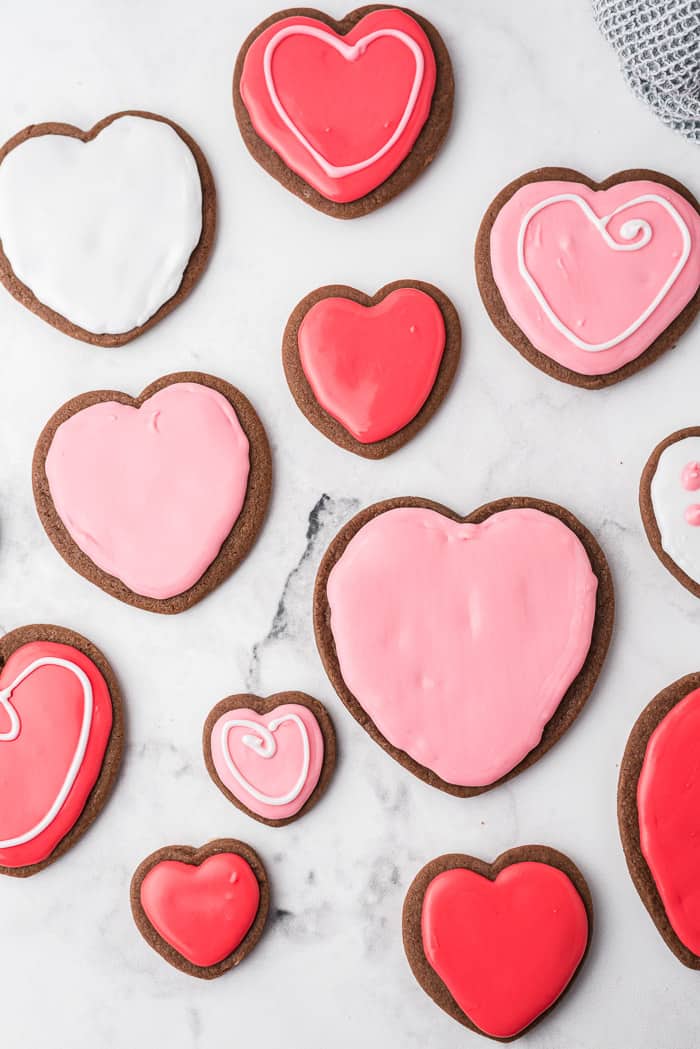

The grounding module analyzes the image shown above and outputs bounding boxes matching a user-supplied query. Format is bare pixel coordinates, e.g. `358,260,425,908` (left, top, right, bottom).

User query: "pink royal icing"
326,507,598,786
210,703,324,821
490,180,700,376
45,383,250,600
681,461,700,491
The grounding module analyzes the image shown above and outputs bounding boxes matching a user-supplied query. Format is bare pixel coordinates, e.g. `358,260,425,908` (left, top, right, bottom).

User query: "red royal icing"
0,640,113,869
421,862,589,1038
239,10,437,203
638,687,700,955
298,288,446,443
140,852,260,967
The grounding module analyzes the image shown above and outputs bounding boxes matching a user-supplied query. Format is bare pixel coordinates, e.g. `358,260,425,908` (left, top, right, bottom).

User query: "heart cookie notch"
0,624,123,878
233,7,454,217
476,167,700,388
203,692,336,826
283,280,461,458
315,496,613,795
403,847,593,1041
130,839,269,979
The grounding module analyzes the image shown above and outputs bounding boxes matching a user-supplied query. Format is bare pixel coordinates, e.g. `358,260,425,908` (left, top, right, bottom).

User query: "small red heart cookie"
283,281,460,458
233,7,454,217
33,372,271,614
403,848,592,1041
0,624,123,877
130,839,269,979
619,673,700,968
203,692,336,826
476,167,700,388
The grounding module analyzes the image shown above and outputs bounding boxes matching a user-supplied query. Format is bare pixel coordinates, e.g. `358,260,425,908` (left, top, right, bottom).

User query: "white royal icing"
219,713,310,806
517,193,691,352
0,115,203,334
0,657,94,849
650,435,700,583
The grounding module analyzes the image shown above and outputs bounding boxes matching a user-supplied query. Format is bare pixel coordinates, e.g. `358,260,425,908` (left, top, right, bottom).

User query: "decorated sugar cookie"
0,624,123,877
33,372,271,613
476,168,700,388
0,111,215,345
619,674,700,968
233,6,454,217
283,280,460,457
203,692,336,826
640,426,700,597
130,839,269,979
403,847,592,1040
314,497,613,794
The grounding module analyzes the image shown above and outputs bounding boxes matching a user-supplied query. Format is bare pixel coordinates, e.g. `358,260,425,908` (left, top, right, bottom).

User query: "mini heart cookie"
403,847,592,1041
0,624,123,877
130,839,269,979
0,111,215,346
233,7,454,217
283,281,460,458
640,426,700,598
33,372,271,614
619,673,700,968
476,167,700,388
203,692,336,825
314,496,613,794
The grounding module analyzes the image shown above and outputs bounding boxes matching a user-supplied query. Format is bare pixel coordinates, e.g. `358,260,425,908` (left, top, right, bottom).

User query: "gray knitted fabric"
593,0,700,142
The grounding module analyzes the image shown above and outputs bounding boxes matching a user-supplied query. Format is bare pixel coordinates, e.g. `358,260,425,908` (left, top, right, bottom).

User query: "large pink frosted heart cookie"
33,373,271,614
477,168,700,388
314,497,613,795
234,7,454,217
0,625,122,877
203,692,336,826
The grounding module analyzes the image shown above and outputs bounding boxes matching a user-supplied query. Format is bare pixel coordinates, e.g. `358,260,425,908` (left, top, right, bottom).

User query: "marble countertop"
1,1,699,1046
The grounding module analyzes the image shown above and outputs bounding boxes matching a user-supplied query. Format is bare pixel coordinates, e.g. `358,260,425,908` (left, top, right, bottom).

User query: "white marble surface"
0,1,699,1046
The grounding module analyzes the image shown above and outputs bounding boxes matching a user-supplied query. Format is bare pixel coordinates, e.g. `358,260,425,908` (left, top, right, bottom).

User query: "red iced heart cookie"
284,282,460,457
0,626,122,877
131,840,269,978
234,8,453,216
403,849,592,1041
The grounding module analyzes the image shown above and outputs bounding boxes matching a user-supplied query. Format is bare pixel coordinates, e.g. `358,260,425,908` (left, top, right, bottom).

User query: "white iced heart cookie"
642,428,700,598
0,111,214,345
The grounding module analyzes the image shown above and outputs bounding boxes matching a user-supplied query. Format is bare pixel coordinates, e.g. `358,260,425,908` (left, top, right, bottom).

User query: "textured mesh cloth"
593,0,700,142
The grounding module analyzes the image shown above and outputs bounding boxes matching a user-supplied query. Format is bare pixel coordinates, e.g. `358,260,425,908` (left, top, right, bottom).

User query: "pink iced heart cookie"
0,626,122,877
477,168,700,387
204,692,336,826
315,497,613,795
33,373,271,614
234,7,454,216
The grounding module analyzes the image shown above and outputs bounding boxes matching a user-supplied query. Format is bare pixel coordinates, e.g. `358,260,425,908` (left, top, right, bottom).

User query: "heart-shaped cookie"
619,673,700,968
0,624,122,877
403,848,592,1041
233,7,454,217
0,111,215,346
130,839,269,979
283,281,460,457
33,372,271,614
203,692,336,825
315,496,613,795
476,168,700,388
640,426,700,598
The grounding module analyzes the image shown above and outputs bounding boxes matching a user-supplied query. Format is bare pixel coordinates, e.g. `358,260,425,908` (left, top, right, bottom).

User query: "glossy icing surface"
650,435,700,583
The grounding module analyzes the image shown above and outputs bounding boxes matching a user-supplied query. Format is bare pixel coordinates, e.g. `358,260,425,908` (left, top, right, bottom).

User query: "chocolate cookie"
475,167,700,388
33,372,271,614
233,6,454,218
0,624,123,878
130,839,269,979
0,111,215,345
403,847,593,1041
314,496,613,795
203,692,336,826
282,280,460,457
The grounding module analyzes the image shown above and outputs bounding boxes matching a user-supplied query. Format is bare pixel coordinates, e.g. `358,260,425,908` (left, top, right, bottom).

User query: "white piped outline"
517,192,692,352
219,713,310,806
